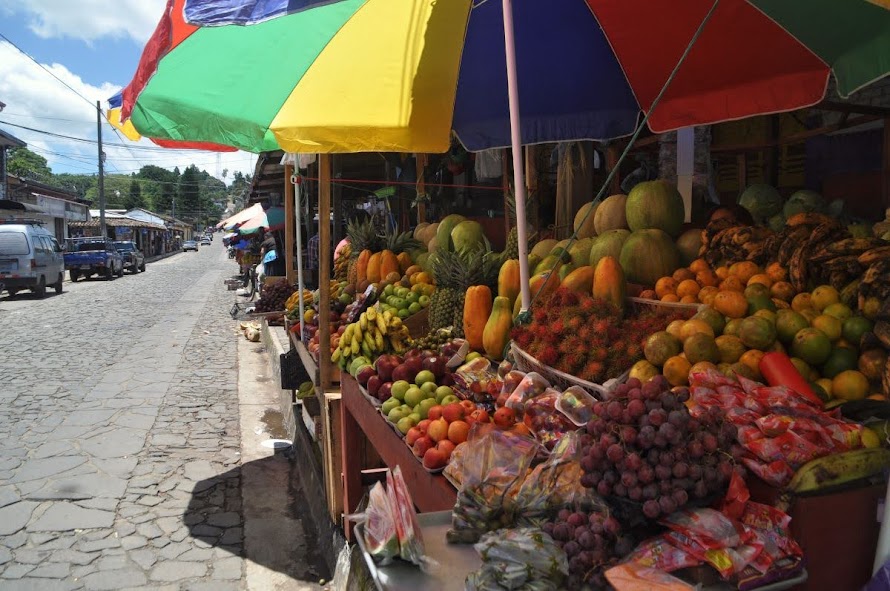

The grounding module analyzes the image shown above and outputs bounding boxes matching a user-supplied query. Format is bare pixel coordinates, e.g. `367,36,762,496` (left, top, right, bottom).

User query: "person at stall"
260,230,285,277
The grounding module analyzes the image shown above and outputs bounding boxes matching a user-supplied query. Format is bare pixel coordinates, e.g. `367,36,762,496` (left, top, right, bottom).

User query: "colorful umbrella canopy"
120,0,890,154
236,206,286,234
220,202,263,230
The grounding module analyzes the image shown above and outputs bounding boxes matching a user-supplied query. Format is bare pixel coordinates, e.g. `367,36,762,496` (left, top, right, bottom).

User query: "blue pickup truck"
64,238,124,281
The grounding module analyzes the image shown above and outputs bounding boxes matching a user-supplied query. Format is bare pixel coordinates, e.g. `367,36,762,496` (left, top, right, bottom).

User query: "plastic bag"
660,508,746,550
453,357,501,403
512,431,594,527
623,536,700,572
387,466,426,566
465,528,568,591
505,372,550,417
523,387,576,450
447,428,540,544
605,562,695,591
329,543,352,591
362,482,399,564
556,385,598,427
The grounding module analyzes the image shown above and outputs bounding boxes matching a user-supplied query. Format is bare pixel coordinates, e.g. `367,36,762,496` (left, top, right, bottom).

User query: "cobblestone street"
0,244,322,590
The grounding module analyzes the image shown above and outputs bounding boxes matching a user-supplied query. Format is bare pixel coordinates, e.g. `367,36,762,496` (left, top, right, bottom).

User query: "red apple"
391,364,413,384
427,418,449,442
374,354,401,383
403,356,423,377
417,419,431,435
459,400,476,414
441,403,465,423
427,405,443,421
356,365,376,386
447,420,470,445
436,440,456,461
493,407,517,429
405,427,423,446
422,356,447,379
422,447,447,470
468,409,490,425
405,348,423,358
413,435,434,458
377,382,393,402
367,375,383,397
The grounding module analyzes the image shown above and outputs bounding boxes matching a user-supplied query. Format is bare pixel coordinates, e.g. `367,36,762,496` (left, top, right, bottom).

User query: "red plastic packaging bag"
387,466,427,566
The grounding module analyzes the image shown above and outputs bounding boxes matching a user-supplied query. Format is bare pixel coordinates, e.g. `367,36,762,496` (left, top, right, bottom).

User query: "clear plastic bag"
605,562,696,590
523,387,577,450
465,528,568,591
359,481,399,564
505,372,551,417
447,428,540,544
387,466,426,567
556,385,598,427
329,543,352,591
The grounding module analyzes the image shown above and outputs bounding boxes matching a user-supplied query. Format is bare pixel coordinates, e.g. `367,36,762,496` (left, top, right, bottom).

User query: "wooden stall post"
284,163,295,284
883,117,890,210
416,153,428,224
318,154,332,389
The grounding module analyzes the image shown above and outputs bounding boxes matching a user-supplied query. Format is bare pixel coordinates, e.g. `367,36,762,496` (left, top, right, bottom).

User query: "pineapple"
382,227,421,254
428,248,500,336
504,188,537,261
345,219,382,286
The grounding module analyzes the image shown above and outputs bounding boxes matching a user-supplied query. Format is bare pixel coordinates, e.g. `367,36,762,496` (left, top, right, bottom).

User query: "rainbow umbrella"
236,206,286,234
220,202,264,230
120,0,890,309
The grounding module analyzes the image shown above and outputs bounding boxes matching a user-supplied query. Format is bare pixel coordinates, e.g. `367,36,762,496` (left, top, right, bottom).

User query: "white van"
0,219,65,298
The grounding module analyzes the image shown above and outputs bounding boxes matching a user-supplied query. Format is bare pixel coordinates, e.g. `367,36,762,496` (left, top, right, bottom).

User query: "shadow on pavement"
185,448,331,585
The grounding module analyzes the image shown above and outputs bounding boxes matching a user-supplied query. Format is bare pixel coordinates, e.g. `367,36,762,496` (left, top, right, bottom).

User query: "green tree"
7,147,52,181
178,164,201,222
124,176,145,210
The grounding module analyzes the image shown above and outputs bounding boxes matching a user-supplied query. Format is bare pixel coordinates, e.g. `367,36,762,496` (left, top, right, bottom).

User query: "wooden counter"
340,372,457,539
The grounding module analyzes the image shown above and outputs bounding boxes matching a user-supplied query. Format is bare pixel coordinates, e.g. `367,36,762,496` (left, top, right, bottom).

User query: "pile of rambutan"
511,288,684,384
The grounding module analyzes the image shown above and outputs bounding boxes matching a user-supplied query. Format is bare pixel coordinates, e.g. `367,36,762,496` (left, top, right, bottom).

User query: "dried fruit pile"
511,289,683,383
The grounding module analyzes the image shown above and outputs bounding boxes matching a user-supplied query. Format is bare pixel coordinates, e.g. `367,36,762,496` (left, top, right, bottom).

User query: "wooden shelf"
340,373,457,539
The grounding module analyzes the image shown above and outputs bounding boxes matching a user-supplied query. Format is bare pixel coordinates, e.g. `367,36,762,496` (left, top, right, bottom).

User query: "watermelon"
619,229,681,287
738,184,783,223
625,180,685,237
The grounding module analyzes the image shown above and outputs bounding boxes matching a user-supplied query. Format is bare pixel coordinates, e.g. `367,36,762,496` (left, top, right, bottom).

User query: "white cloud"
0,0,168,44
0,41,257,185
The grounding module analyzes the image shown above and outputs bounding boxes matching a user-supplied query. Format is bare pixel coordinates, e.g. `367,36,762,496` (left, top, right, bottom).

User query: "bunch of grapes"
255,280,296,312
543,508,634,589
580,375,741,521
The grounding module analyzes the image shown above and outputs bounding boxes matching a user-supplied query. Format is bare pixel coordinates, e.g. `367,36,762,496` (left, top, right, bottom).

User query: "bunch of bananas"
334,243,351,281
785,447,890,495
331,306,412,368
285,289,314,313
700,218,775,268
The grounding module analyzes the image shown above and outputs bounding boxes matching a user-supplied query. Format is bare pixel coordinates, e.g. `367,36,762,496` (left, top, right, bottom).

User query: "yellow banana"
363,331,375,351
375,313,387,334
351,336,360,355
361,342,372,359
342,324,354,343
331,348,342,363
359,313,368,331
383,310,393,323
788,448,890,494
353,324,363,345
374,330,384,351
367,307,377,321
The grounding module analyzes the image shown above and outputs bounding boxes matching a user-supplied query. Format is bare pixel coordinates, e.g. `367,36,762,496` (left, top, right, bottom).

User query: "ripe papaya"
483,296,513,361
463,285,493,352
592,255,627,317
498,259,521,308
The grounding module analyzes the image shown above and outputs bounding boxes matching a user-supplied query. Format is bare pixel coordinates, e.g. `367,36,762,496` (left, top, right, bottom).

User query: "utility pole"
96,101,106,239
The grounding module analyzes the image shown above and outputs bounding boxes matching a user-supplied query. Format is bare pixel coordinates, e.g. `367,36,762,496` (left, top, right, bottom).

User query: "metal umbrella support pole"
293,172,306,342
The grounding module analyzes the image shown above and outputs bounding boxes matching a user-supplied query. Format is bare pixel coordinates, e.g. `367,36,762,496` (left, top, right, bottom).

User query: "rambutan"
563,351,588,373
551,319,566,335
537,345,559,366
579,296,597,315
560,289,580,308
532,308,548,324
592,348,608,362
583,361,605,382
593,320,610,336
578,326,595,343
565,315,584,332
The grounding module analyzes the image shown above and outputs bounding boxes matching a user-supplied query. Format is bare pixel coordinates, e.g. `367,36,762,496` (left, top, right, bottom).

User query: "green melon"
675,228,703,266
573,202,599,239
783,190,825,219
568,238,593,269
618,229,681,287
589,229,630,268
450,220,489,254
593,194,628,235
435,214,466,251
530,239,557,259
738,184,783,223
625,180,685,237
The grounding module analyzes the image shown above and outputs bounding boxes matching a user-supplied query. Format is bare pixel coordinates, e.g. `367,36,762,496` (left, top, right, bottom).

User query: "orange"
672,268,696,283
679,319,715,342
791,292,814,312
639,289,657,300
655,277,678,298
689,361,718,375
680,295,698,304
770,281,795,302
661,293,680,302
414,271,432,285
730,261,761,284
663,355,692,387
739,349,765,377
747,274,773,289
811,285,840,312
713,290,748,318
665,320,686,340
676,279,701,299
772,298,790,310
696,270,719,287
832,370,869,401
715,266,730,280
766,262,788,283
719,276,745,292
689,258,710,274
698,286,719,306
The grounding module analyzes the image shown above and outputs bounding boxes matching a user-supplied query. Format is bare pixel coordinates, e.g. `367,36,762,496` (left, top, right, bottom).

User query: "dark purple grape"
626,399,646,419
655,465,672,480
580,456,596,473
642,500,660,518
558,508,571,522
642,484,658,500
596,481,612,497
568,512,586,528
672,489,689,506
688,464,703,480
574,525,588,540
638,464,654,484
603,470,618,485
627,387,643,401
659,451,675,467
625,452,642,471
603,516,620,536
542,522,555,536
620,410,634,424
613,483,627,497
649,409,667,426
628,486,643,501
553,523,571,541
580,473,596,488
658,496,677,515
606,444,625,463
694,480,709,498
620,426,637,445
702,433,718,453
607,401,623,420
675,387,690,403
672,462,689,479
578,530,596,550
565,540,580,557
654,434,668,448
688,441,704,459
626,377,642,390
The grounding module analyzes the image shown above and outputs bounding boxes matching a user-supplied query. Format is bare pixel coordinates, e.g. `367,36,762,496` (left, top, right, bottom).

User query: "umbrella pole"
502,0,532,314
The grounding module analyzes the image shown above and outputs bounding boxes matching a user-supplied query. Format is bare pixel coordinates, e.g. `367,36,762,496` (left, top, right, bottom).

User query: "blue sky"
0,1,257,182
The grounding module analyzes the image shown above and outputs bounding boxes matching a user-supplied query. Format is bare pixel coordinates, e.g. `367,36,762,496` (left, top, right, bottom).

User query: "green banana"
788,448,890,494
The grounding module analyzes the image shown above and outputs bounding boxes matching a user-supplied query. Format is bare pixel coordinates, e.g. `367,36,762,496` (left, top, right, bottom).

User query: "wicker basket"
626,296,702,318
510,343,627,399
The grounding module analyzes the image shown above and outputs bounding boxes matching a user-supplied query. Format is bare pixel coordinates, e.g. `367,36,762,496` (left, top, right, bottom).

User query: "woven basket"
626,296,702,317
510,343,627,399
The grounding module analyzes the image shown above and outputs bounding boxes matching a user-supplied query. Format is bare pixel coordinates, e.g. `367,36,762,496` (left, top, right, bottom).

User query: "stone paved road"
0,243,259,590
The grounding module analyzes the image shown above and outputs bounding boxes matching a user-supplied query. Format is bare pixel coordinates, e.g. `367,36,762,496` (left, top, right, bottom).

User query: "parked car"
200,237,211,246
0,219,65,298
183,240,199,252
114,241,146,274
64,238,124,281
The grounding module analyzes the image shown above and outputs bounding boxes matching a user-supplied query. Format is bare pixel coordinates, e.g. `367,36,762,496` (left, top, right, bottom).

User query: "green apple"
415,370,436,386
406,291,420,304
404,386,425,408
391,380,410,401
408,302,422,315
418,295,430,307
396,286,410,298
420,381,438,395
397,308,410,319
417,398,438,419
397,416,416,435
383,284,394,297
435,386,454,404
381,397,400,415
387,407,407,423
440,394,459,405
408,412,421,424
465,351,482,361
